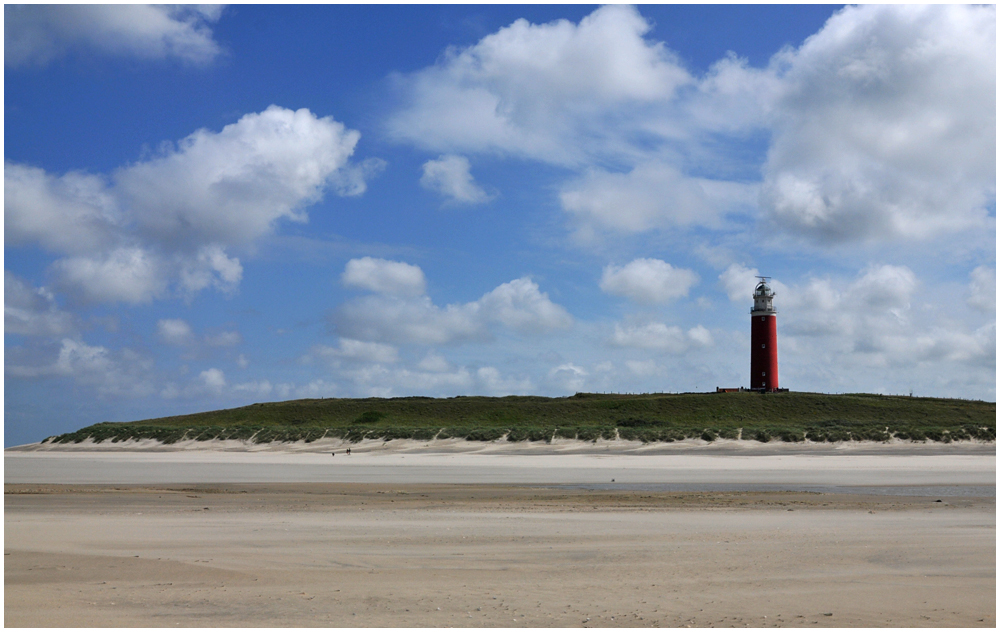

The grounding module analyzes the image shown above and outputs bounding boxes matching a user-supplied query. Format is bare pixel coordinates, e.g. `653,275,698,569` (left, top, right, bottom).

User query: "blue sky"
5,5,996,446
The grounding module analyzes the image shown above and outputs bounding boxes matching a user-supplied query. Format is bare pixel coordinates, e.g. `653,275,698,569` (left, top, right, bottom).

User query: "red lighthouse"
750,277,779,391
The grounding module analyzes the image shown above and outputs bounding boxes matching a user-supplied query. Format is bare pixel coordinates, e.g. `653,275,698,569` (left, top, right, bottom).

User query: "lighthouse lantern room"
750,277,779,392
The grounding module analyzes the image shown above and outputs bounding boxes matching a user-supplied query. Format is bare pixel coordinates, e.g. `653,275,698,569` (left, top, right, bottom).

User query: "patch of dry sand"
5,484,995,627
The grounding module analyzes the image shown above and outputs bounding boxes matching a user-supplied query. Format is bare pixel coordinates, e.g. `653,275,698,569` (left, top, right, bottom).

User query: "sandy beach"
5,440,996,627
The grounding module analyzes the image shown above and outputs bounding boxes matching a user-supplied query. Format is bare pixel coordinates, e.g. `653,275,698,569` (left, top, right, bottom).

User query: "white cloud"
327,362,537,398
333,294,486,346
6,106,368,304
342,257,427,297
772,265,993,384
417,352,451,373
420,155,494,204
547,363,589,392
477,278,573,334
4,271,76,337
199,368,226,394
779,266,917,341
625,359,660,377
5,4,224,68
6,338,154,397
687,325,713,347
120,106,362,247
967,266,996,313
719,263,762,303
157,319,194,346
850,265,917,310
611,322,714,353
760,5,996,243
600,258,699,304
52,247,167,304
157,319,240,352
387,5,691,166
4,162,119,254
476,366,534,395
309,338,400,365
389,5,994,247
333,266,571,344
560,164,756,237
178,245,243,297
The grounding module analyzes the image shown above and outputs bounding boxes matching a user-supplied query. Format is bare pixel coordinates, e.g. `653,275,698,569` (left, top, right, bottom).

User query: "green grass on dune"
47,391,996,445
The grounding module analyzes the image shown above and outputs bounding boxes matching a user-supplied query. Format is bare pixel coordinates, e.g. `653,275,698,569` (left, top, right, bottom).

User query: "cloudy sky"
5,5,995,445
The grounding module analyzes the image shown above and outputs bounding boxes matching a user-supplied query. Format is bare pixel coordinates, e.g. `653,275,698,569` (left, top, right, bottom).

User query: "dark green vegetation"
46,391,995,446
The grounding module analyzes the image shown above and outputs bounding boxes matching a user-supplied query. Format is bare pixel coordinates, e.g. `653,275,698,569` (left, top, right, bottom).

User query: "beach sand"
5,441,995,626
5,479,995,627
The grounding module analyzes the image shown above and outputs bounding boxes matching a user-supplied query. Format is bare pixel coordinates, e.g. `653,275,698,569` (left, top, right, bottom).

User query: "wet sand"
5,483,995,627
5,439,994,487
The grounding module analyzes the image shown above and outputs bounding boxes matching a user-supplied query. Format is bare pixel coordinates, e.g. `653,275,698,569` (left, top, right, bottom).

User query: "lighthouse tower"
750,277,779,391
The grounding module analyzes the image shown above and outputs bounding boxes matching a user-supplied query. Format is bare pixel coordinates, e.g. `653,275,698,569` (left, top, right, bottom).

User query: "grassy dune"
47,391,995,446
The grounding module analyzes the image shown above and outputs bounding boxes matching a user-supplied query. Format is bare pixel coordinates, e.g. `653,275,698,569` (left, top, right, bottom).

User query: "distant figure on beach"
347,448,351,455
331,451,335,457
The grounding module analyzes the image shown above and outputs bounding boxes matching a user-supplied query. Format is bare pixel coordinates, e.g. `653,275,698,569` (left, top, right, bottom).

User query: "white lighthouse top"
751,277,776,315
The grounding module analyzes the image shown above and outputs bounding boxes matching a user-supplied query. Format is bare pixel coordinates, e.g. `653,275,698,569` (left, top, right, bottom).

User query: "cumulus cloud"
417,352,451,373
420,155,494,204
4,163,119,254
333,261,572,345
119,106,362,247
967,266,996,313
6,4,224,68
759,5,996,243
51,247,168,304
157,319,194,346
477,278,573,334
718,264,790,305
4,271,77,337
561,164,756,237
199,368,226,394
600,258,699,304
308,338,400,365
6,338,154,397
389,5,994,246
782,264,917,337
387,4,692,166
772,265,993,379
157,319,240,351
333,295,485,346
178,245,243,298
327,362,533,398
476,366,534,396
718,263,760,303
547,363,589,392
384,6,763,239
342,257,426,297
611,322,714,353
6,106,369,304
